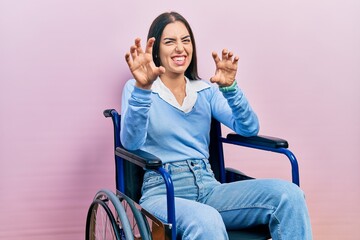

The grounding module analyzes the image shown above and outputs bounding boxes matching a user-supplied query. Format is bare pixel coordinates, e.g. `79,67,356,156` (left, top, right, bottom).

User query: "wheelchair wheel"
117,191,151,240
86,199,121,240
86,189,135,240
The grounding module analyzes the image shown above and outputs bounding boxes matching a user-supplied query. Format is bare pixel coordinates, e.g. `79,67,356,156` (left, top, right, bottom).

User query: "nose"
175,42,184,52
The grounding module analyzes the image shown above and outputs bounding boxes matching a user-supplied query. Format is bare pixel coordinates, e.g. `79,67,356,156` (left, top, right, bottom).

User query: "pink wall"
1,0,359,239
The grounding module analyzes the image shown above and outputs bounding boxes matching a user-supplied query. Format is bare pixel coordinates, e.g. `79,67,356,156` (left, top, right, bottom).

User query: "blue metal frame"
221,137,300,186
157,167,176,239
213,120,227,184
105,110,125,193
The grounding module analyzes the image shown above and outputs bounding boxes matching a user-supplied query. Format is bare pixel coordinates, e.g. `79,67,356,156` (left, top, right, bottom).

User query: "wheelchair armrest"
103,109,117,118
226,134,289,149
115,146,163,169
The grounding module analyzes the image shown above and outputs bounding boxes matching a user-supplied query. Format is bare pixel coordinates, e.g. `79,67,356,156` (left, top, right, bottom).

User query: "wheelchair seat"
85,109,300,240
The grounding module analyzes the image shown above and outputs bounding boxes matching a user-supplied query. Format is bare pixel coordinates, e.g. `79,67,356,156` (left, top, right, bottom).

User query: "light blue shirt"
120,78,259,163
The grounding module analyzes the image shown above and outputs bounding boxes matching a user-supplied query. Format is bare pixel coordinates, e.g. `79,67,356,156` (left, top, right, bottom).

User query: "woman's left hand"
210,49,239,87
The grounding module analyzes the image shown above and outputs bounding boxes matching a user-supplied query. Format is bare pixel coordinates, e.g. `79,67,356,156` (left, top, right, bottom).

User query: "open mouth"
172,56,186,66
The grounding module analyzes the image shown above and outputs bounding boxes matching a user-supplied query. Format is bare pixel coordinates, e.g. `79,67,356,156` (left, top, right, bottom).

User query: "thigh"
141,196,228,240
203,179,302,230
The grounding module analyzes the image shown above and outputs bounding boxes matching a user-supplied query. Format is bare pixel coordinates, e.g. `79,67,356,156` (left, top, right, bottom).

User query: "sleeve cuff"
219,81,238,93
129,85,152,105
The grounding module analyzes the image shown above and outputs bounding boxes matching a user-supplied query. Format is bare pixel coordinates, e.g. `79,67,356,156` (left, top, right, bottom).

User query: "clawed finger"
222,49,228,60
125,52,133,66
128,38,144,60
146,37,156,54
222,49,237,61
212,52,220,64
221,49,240,64
130,45,138,60
135,38,143,54
233,56,239,64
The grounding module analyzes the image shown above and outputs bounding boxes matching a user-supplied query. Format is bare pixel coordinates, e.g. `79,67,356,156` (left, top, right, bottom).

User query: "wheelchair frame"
85,109,300,240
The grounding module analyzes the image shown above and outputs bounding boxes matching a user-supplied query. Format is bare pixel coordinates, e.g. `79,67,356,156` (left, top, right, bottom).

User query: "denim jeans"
139,159,312,240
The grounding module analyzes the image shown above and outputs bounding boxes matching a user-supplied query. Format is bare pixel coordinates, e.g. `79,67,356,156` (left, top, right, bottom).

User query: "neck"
160,73,186,91
160,73,187,106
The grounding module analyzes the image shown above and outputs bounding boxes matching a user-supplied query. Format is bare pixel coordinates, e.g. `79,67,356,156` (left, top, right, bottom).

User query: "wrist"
135,81,153,90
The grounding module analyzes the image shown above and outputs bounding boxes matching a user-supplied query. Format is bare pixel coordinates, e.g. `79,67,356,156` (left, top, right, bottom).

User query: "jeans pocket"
142,171,164,191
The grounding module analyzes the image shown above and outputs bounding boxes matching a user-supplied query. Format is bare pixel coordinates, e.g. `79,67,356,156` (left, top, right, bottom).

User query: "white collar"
151,77,210,113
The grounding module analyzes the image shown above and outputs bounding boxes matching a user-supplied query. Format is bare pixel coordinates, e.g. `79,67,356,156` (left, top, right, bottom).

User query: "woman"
121,11,312,240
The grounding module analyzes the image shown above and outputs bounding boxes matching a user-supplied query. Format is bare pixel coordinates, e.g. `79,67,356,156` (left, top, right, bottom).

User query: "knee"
281,181,305,204
270,180,307,211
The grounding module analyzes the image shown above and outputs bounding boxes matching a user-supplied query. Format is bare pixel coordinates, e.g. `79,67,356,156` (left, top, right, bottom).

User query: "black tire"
86,199,121,240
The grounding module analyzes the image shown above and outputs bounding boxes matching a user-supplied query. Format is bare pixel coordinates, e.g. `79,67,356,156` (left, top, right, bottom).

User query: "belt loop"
201,158,208,166
163,163,170,172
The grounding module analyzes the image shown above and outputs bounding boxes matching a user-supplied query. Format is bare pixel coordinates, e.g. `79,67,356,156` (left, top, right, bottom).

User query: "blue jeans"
140,159,312,240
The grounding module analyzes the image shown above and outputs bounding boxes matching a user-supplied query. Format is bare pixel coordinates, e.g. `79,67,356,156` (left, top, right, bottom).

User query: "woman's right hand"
125,37,165,89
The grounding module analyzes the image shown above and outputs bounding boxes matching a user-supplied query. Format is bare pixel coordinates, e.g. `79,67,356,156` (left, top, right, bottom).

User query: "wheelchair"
85,109,300,240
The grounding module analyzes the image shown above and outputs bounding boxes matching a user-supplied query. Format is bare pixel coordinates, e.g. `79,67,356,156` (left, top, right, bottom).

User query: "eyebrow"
163,35,191,41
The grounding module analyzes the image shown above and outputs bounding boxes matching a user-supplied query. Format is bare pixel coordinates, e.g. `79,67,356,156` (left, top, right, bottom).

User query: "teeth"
174,57,185,62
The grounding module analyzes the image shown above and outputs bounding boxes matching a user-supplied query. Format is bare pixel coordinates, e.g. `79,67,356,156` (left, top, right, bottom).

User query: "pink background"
1,0,359,239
